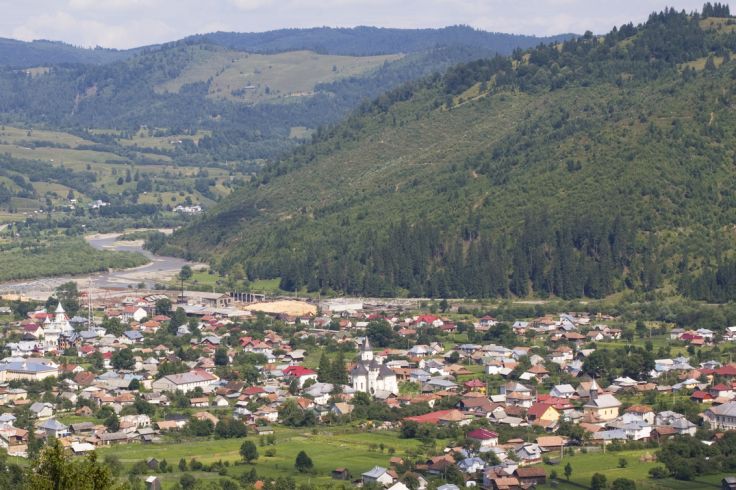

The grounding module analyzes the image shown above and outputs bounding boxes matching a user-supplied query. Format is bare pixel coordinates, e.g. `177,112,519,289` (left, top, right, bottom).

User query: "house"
467,428,499,447
123,330,144,343
69,422,96,435
705,401,736,430
606,413,652,440
151,370,219,394
457,456,485,473
29,402,54,419
283,366,318,388
0,427,28,456
537,435,566,452
514,443,542,465
514,467,547,486
656,411,697,436
625,405,655,425
190,397,209,408
0,359,59,381
39,419,68,438
145,476,161,490
70,441,95,455
332,468,350,480
155,421,179,432
98,431,130,445
186,292,232,308
488,476,520,490
550,384,576,399
331,402,354,416
526,403,560,429
457,396,498,418
121,307,148,323
362,466,394,487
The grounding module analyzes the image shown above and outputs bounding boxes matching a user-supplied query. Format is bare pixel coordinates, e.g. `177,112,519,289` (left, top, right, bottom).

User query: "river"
0,233,204,299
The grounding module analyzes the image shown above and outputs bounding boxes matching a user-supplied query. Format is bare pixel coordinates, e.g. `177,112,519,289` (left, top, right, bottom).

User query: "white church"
350,337,398,396
42,303,74,349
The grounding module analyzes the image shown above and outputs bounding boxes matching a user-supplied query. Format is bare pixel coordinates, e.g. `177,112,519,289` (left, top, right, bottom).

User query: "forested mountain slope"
0,42,505,161
165,7,736,302
191,26,572,56
0,38,147,67
0,26,570,69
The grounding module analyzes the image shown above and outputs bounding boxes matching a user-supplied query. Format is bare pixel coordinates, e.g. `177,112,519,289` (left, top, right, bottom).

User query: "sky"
0,0,728,49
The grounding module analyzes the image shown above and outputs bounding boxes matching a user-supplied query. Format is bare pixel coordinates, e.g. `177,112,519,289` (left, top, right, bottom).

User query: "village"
0,284,733,489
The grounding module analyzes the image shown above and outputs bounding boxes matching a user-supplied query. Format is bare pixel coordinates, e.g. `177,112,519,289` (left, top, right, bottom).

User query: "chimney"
590,387,598,400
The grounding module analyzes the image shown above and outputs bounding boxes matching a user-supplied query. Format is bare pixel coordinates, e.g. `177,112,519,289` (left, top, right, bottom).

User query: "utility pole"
87,276,94,332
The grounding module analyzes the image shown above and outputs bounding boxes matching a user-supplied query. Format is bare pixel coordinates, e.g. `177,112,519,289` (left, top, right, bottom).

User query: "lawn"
98,427,423,488
539,449,728,490
97,434,736,489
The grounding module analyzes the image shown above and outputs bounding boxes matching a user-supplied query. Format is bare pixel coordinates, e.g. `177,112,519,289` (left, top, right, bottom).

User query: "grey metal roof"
40,419,67,431
362,466,388,478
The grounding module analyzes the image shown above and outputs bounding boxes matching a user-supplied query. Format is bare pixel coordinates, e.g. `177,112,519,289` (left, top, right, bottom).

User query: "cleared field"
156,47,403,103
542,449,726,489
0,143,130,165
98,427,423,488
0,126,94,146
700,17,736,33
116,129,212,151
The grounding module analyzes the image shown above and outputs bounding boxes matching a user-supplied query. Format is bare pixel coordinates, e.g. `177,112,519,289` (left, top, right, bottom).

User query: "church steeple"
54,302,67,324
360,336,374,362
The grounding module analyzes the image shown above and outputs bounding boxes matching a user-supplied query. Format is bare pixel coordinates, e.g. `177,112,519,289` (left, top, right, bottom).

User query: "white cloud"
67,0,155,10
0,0,725,48
12,11,175,48
228,0,276,11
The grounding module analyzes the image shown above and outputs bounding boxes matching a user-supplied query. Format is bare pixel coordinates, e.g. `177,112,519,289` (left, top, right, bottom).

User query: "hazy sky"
0,0,727,49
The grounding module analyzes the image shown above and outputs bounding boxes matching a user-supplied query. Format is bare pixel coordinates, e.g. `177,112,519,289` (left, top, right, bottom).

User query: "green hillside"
0,38,146,67
0,26,571,68
0,42,498,162
155,48,403,103
166,7,736,302
0,30,563,233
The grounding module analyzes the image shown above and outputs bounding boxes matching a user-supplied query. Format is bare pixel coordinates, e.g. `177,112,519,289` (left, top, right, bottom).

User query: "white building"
350,338,398,396
0,359,59,382
151,370,219,394
704,401,736,430
41,303,74,350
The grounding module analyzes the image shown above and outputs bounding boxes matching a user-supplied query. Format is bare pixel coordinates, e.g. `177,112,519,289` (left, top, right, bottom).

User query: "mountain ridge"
0,26,574,69
164,7,736,302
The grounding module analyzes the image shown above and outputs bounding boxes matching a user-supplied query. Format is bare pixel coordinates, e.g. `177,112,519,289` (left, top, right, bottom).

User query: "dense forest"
165,5,736,302
190,26,572,56
0,38,147,67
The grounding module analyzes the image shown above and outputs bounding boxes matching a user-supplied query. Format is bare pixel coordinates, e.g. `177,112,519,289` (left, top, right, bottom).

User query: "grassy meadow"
155,47,403,104
93,429,736,489
98,427,424,488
